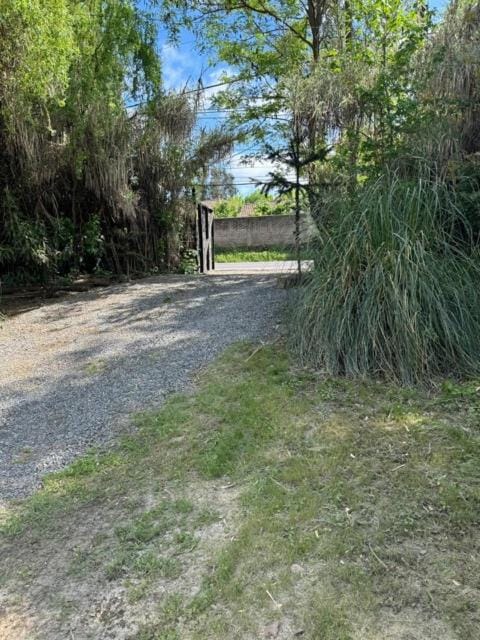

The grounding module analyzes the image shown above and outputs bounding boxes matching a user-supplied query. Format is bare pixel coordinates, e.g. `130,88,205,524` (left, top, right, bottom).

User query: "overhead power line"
194,179,316,188
195,181,270,186
196,106,285,113
126,76,253,109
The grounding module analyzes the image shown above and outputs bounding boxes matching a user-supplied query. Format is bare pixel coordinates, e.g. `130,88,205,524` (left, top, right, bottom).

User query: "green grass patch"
215,247,309,262
1,343,479,638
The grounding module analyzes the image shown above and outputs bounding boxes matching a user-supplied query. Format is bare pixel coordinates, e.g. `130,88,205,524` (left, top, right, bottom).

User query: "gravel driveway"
0,275,284,503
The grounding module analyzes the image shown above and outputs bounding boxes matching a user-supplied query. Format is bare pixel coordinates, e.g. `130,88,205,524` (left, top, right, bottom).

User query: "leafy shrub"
179,248,198,274
290,177,480,384
214,196,244,218
213,191,291,218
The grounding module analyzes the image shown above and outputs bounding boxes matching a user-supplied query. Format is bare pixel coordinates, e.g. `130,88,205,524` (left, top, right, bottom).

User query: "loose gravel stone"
0,274,285,503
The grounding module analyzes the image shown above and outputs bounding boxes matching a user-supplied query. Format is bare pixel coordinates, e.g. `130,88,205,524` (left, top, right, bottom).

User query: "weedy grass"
1,343,479,639
215,247,309,262
291,176,480,384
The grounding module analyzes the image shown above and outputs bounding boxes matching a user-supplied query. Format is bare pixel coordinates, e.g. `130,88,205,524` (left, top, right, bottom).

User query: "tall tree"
161,1,335,137
161,1,430,189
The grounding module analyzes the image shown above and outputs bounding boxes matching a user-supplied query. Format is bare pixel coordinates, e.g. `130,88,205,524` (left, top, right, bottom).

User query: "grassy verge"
1,343,479,639
215,247,308,262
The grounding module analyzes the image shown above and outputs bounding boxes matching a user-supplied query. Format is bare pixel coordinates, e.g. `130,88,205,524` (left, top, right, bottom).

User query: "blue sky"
158,30,275,194
154,0,448,194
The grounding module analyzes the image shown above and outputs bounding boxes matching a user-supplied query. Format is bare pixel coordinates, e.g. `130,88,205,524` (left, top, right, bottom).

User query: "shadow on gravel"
0,276,284,501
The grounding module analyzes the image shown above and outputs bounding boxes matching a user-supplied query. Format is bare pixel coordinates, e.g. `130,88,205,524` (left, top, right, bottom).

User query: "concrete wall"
214,214,313,249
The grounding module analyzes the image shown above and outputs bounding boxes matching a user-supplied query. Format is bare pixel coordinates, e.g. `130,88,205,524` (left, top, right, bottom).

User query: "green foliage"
411,0,480,171
285,0,431,186
251,196,292,217
213,195,244,218
213,190,291,218
0,0,156,282
0,0,233,285
0,0,77,106
280,0,480,385
179,249,199,274
290,177,480,384
215,246,312,262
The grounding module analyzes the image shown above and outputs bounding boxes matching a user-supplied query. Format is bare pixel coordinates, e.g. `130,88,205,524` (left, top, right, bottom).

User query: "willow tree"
0,0,233,285
413,0,480,238
0,0,78,278
0,0,157,282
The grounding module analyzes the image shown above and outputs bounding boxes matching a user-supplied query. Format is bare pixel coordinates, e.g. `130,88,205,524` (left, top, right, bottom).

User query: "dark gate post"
197,203,204,272
197,203,215,273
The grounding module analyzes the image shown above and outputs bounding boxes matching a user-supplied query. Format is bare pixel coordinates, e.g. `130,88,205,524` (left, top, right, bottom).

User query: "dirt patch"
0,480,240,640
366,609,457,640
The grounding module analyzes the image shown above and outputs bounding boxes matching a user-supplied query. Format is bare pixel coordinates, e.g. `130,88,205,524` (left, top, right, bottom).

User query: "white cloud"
226,158,295,195
161,44,198,91
161,44,234,100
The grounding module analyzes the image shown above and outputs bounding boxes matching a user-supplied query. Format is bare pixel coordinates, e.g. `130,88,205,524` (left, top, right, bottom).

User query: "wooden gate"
197,203,215,273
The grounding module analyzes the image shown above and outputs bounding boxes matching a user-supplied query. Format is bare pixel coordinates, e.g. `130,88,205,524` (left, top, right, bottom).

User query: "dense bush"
290,178,480,384
0,0,232,287
213,191,292,218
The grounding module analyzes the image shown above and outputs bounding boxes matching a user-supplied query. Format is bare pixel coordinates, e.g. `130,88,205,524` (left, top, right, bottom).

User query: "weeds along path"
0,275,284,502
1,343,478,639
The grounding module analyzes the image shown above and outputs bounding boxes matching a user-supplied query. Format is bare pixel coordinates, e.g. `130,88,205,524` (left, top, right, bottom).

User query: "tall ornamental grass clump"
291,178,480,384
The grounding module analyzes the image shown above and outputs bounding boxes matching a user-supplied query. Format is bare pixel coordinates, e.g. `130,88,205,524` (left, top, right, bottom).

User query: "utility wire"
195,117,288,122
126,83,284,110
195,181,270,186
126,76,254,109
196,106,286,113
193,179,314,187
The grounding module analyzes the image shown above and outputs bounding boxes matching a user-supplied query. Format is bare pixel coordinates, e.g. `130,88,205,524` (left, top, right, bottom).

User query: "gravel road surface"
214,260,313,275
0,275,284,502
